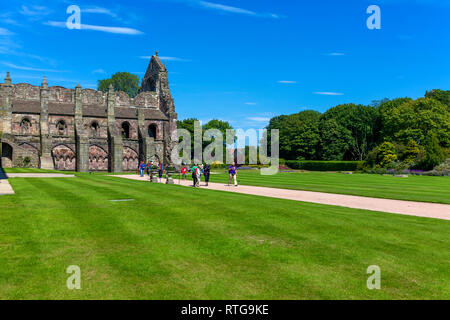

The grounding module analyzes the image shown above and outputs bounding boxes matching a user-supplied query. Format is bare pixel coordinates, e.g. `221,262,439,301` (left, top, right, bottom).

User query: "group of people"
138,161,164,179
138,161,239,187
185,163,211,187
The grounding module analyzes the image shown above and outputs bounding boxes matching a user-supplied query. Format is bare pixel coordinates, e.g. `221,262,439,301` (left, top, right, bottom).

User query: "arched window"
20,118,32,134
91,121,100,137
148,124,157,139
121,122,130,139
56,120,66,136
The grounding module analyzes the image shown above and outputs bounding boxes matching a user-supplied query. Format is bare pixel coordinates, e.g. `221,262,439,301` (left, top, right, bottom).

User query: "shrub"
377,142,398,167
284,160,363,171
23,157,31,167
417,134,445,170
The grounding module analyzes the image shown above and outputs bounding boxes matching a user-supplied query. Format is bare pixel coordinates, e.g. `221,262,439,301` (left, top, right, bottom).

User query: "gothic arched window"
56,120,66,136
121,122,130,139
20,118,31,134
91,121,100,137
148,124,157,139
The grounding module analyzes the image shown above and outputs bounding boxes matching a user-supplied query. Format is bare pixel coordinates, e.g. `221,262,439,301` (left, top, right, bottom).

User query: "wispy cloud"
19,5,51,17
193,1,284,19
245,102,257,105
0,28,14,36
82,7,118,18
277,80,296,84
1,62,66,73
44,21,144,35
140,55,190,62
247,117,270,122
0,13,20,26
314,92,344,96
92,69,106,74
325,52,345,56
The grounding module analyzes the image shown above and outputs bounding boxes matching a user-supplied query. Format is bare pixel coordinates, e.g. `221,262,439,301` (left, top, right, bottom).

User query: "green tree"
177,118,200,160
319,104,377,160
403,140,421,165
380,98,450,147
376,142,398,168
419,134,445,170
98,72,140,98
425,89,450,109
267,110,321,160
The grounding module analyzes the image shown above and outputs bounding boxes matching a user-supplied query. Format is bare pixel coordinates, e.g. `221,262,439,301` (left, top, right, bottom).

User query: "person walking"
146,161,152,176
191,164,198,187
204,163,211,186
158,162,164,182
139,161,146,177
228,162,238,186
181,165,187,180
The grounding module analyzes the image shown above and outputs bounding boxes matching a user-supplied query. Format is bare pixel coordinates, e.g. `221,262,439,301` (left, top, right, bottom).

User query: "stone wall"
0,53,178,171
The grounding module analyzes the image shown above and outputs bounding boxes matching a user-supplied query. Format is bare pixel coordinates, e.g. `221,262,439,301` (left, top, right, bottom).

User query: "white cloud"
140,55,190,62
314,92,344,96
277,80,296,84
245,102,257,105
92,69,106,74
0,28,14,36
1,62,65,73
82,7,117,18
196,1,284,19
247,117,270,122
325,52,345,56
45,21,144,35
19,5,51,17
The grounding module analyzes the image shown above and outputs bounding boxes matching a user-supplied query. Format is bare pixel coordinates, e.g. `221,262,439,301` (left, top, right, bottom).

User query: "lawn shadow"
0,167,7,180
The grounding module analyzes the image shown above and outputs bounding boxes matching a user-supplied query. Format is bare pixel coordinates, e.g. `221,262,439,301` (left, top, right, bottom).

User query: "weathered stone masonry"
0,53,178,172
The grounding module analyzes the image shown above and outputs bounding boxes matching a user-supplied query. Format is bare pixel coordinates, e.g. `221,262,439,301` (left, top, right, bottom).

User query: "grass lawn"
0,173,449,299
202,170,450,204
5,168,450,204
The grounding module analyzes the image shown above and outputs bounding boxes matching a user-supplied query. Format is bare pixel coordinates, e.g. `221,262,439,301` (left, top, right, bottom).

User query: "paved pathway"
0,173,76,195
112,174,450,221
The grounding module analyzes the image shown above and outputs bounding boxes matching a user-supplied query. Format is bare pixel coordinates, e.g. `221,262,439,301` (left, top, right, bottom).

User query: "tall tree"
380,98,450,147
267,111,321,160
319,104,378,160
98,72,140,98
425,89,450,109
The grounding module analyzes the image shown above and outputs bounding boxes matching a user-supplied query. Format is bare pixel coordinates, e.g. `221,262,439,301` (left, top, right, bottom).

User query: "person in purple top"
228,162,238,186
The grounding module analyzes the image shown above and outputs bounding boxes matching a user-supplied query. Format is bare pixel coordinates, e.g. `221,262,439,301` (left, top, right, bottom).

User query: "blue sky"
1,0,449,129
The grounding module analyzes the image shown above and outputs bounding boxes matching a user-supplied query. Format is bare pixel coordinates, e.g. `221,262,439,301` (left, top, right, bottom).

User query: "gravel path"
112,174,450,221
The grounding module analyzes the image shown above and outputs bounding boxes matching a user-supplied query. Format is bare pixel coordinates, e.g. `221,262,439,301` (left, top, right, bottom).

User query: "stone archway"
52,145,76,171
1,143,13,168
123,146,139,171
89,145,108,171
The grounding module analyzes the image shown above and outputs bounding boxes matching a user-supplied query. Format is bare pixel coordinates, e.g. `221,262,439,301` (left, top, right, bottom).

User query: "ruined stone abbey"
0,52,178,172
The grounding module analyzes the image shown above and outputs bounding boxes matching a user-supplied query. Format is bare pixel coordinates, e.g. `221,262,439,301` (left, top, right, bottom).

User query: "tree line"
266,89,450,171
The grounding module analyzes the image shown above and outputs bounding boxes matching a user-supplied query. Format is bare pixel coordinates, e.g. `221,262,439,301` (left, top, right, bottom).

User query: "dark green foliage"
267,111,321,161
284,160,363,171
267,89,449,171
425,89,450,109
98,72,140,98
418,134,445,170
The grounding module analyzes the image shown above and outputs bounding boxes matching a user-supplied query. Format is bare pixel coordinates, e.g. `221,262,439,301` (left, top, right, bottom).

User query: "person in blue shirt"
228,162,238,186
158,162,164,181
139,161,146,177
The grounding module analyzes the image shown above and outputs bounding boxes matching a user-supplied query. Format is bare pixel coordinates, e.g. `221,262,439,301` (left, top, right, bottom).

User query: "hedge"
285,160,363,171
